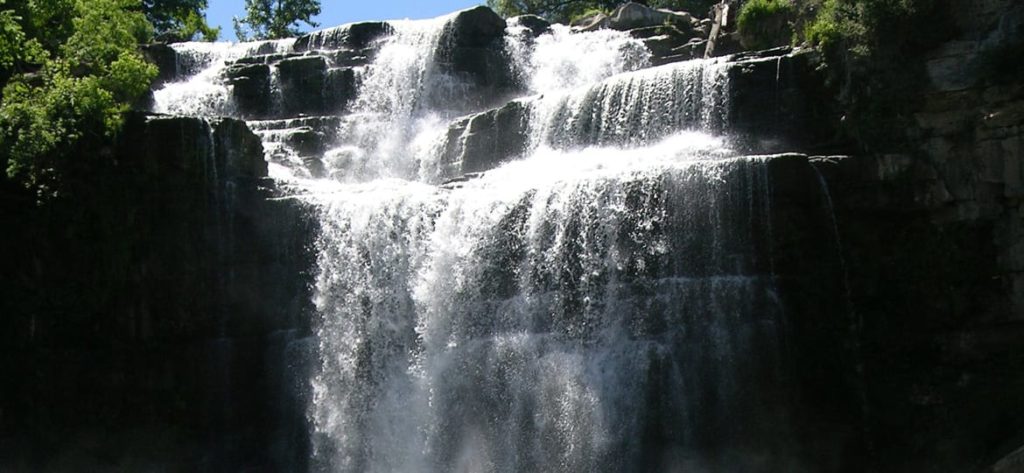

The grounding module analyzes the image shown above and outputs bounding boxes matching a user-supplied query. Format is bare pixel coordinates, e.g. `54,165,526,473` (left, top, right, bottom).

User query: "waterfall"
152,39,295,116
307,140,795,472
528,58,731,151
155,7,807,472
506,24,650,94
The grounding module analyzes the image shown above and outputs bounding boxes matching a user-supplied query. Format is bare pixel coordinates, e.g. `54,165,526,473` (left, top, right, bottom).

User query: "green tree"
233,0,320,41
0,5,47,84
142,0,219,41
0,0,157,197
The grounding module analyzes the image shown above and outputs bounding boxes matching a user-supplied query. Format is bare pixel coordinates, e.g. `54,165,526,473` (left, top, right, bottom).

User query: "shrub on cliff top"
797,0,944,58
737,0,794,50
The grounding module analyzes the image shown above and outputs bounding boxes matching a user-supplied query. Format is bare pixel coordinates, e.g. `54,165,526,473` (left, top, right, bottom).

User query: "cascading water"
527,58,731,150
153,8,807,472
308,140,797,472
153,39,295,116
506,24,650,94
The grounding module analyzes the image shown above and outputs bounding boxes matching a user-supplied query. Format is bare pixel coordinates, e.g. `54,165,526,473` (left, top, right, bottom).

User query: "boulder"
131,115,214,177
461,100,530,173
628,25,674,40
431,6,518,110
637,25,704,60
707,31,744,58
447,6,507,48
994,443,1024,473
651,38,707,65
233,52,302,65
329,49,373,67
324,67,358,113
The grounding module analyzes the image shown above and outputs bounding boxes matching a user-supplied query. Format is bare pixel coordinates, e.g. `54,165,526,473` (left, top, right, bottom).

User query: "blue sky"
208,0,486,41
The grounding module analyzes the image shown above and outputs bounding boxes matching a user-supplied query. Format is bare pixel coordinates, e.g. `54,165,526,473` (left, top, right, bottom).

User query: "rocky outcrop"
811,150,1024,473
60,4,1024,472
726,47,839,154
431,6,518,111
570,2,701,33
570,2,710,65
439,99,530,178
120,114,268,180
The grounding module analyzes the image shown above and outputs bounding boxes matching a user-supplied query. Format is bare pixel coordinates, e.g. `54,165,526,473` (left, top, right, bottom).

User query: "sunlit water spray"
307,136,792,472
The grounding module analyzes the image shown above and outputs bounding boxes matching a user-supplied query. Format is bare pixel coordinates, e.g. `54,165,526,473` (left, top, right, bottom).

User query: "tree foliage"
233,0,320,41
0,0,158,197
142,0,219,41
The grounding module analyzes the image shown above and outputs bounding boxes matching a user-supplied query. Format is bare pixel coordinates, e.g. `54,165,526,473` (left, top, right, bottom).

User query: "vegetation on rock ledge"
798,0,948,150
736,0,794,50
732,0,948,150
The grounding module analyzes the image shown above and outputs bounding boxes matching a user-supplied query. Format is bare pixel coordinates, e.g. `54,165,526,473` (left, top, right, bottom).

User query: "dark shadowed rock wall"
809,1,1024,470
0,113,317,472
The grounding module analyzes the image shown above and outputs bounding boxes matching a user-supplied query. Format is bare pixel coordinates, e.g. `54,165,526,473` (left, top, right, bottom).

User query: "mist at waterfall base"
154,10,839,472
